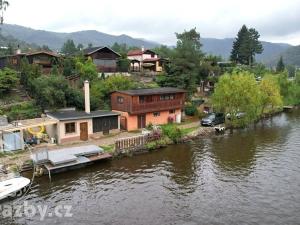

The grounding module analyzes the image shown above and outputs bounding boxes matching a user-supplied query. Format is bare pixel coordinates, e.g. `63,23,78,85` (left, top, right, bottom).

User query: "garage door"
92,116,118,133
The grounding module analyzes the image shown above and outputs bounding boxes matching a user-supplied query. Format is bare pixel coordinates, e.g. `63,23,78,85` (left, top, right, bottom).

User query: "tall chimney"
84,80,90,114
141,46,144,52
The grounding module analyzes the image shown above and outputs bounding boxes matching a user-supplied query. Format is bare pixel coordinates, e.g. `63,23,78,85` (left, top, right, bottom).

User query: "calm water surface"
2,110,300,225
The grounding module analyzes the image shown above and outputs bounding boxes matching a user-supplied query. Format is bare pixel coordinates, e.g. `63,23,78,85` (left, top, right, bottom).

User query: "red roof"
127,49,143,56
127,49,156,56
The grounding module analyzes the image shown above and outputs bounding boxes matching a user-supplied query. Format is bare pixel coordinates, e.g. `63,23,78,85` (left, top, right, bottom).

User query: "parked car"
201,113,225,126
226,112,246,120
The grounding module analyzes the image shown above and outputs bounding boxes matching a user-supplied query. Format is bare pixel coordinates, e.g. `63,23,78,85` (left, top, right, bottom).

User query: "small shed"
46,110,120,144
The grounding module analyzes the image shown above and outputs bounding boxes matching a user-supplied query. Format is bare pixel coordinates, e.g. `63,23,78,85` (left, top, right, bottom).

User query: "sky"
4,0,300,45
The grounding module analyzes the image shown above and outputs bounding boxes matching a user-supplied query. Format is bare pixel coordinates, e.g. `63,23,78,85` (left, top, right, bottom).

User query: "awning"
0,117,59,132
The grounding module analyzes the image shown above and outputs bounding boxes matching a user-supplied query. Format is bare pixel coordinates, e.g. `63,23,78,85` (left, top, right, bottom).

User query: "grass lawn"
100,144,115,153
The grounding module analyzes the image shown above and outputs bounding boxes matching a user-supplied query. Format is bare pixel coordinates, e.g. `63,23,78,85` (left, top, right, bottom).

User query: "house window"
139,96,145,103
153,112,160,117
65,122,75,134
160,94,175,101
169,109,175,114
117,96,124,104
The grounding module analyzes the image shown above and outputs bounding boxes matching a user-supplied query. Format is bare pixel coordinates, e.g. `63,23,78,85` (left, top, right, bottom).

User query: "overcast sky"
5,0,300,45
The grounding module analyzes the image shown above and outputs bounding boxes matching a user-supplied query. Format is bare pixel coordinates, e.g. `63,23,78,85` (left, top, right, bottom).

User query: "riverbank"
0,120,213,174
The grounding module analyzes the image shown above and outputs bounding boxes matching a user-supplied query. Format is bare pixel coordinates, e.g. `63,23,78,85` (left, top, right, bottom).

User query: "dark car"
201,113,225,126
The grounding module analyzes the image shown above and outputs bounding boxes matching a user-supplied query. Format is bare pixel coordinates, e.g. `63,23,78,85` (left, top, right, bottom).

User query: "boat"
0,176,31,201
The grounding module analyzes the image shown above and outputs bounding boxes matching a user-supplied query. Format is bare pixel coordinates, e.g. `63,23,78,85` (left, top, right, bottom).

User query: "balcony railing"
131,99,183,114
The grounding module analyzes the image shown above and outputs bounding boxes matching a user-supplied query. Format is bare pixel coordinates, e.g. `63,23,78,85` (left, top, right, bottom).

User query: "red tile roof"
127,49,143,56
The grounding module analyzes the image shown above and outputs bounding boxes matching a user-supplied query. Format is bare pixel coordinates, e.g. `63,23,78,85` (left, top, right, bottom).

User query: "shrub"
161,124,183,143
0,68,19,94
5,101,42,121
184,104,198,116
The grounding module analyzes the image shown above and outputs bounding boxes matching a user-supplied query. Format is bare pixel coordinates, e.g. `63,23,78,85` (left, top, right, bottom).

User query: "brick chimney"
84,80,90,114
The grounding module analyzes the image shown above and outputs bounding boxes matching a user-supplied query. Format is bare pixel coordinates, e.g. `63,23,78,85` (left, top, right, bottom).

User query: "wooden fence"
115,132,161,153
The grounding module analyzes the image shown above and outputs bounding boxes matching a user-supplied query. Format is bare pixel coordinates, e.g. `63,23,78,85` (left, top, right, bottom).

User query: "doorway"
137,114,146,129
80,122,88,141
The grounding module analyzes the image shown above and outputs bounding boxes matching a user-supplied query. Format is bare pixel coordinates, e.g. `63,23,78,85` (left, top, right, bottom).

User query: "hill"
266,45,300,67
0,24,297,66
0,24,159,50
201,38,291,63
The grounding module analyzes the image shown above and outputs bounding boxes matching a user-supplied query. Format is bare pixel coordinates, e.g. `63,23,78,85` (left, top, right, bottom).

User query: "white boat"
0,177,31,201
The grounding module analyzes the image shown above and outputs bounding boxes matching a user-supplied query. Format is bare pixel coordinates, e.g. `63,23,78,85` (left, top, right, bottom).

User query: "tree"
0,68,18,94
91,75,138,109
230,25,263,65
31,75,68,109
259,75,283,114
75,57,98,81
19,58,42,90
152,45,173,58
157,28,204,96
212,70,262,127
38,45,51,51
276,56,285,72
61,39,78,56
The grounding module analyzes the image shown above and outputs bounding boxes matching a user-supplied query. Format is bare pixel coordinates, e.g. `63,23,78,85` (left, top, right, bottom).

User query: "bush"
161,124,183,143
184,104,198,116
5,101,42,121
0,68,19,94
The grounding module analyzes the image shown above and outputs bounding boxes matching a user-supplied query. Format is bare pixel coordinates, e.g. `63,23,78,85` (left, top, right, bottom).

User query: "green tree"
91,75,138,109
75,57,98,81
259,75,283,114
152,45,173,58
62,57,76,76
19,58,42,90
276,56,285,72
30,75,69,109
212,70,261,127
230,25,263,65
157,28,204,96
0,68,18,94
61,39,78,56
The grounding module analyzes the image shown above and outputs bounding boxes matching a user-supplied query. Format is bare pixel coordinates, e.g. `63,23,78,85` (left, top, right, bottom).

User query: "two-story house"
111,87,186,131
127,47,166,73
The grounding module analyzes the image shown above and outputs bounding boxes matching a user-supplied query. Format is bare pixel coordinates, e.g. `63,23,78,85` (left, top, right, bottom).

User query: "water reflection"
1,111,299,225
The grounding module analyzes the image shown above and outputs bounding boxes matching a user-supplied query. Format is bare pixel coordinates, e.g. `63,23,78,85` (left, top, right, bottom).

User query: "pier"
31,145,112,179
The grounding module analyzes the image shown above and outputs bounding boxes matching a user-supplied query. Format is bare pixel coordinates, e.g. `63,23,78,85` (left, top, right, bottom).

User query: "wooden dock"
31,145,112,179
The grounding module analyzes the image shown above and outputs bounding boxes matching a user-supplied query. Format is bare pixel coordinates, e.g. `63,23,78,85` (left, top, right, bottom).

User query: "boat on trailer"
0,176,31,201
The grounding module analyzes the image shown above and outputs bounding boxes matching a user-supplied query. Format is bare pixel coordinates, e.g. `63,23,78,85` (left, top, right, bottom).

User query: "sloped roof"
83,46,121,57
113,87,186,96
47,110,119,121
26,51,60,58
127,49,156,56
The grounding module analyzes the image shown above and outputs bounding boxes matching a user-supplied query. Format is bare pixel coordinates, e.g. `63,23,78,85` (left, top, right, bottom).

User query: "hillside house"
127,47,167,73
83,46,121,73
111,87,186,131
0,50,60,73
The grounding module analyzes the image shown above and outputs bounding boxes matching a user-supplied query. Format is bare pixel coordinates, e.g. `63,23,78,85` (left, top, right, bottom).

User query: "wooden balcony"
130,99,184,114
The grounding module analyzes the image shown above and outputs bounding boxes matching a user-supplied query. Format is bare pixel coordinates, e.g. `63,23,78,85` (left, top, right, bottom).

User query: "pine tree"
230,25,263,65
276,56,285,72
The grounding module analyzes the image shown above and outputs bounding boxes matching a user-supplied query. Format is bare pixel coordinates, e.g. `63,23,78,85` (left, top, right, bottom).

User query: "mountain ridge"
0,23,298,66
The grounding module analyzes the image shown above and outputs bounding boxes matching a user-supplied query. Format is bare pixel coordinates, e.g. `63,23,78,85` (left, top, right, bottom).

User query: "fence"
115,132,161,153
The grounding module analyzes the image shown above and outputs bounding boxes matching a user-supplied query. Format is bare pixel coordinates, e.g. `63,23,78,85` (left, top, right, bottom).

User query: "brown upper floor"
111,87,186,114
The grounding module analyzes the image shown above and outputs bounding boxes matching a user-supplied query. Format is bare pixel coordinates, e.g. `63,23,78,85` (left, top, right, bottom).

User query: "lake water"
2,110,300,225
